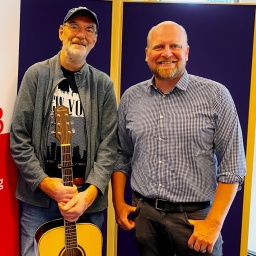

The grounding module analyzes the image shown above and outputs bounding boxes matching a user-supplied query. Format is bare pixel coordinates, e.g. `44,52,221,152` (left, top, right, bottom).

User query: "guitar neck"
64,221,78,250
61,144,73,186
61,144,78,250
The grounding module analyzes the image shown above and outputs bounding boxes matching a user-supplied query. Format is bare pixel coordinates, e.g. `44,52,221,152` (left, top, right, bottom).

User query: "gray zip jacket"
10,53,117,212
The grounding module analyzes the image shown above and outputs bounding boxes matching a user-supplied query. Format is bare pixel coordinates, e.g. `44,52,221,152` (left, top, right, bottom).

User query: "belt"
73,178,84,185
133,191,210,212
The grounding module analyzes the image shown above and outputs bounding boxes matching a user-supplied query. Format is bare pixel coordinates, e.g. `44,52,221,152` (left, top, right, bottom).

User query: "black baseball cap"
63,6,99,30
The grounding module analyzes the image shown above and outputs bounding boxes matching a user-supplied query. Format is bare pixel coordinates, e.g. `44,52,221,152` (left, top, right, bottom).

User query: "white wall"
239,0,256,2
248,128,256,253
0,0,20,133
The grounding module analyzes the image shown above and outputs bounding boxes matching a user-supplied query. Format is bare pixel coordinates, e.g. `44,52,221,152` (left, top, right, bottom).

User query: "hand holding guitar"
58,184,98,222
39,176,78,203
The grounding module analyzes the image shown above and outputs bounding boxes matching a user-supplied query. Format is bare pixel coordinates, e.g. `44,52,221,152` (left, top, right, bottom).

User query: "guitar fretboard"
65,221,78,250
61,144,78,250
61,145,73,187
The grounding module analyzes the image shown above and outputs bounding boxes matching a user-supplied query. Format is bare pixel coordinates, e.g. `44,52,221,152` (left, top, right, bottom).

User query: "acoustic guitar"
35,105,102,256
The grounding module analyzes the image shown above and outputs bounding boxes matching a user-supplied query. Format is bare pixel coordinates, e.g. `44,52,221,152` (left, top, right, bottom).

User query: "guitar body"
35,218,102,256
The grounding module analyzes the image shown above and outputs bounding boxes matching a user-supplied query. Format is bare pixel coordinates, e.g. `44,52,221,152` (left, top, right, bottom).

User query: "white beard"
65,46,87,63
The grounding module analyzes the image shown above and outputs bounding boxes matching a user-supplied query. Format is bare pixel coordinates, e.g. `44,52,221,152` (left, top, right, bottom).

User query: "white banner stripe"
0,0,20,134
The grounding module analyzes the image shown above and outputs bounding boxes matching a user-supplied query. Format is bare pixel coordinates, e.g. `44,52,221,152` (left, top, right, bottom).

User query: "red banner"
0,133,19,255
0,0,20,253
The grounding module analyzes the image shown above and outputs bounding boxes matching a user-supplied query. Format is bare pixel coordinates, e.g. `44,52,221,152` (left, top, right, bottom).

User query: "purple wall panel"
18,0,111,255
120,3,255,256
19,0,112,85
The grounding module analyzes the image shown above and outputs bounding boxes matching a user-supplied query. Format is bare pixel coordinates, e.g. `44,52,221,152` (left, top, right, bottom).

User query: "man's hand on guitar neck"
39,176,78,203
58,184,99,222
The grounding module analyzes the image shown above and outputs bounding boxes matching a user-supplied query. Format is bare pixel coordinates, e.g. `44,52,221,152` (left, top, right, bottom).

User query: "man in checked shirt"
111,21,246,256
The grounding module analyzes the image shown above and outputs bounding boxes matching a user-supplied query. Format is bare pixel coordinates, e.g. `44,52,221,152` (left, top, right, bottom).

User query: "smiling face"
145,21,189,83
59,14,98,70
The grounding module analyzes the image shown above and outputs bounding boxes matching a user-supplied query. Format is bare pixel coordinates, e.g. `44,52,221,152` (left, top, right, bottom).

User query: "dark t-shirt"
44,67,86,178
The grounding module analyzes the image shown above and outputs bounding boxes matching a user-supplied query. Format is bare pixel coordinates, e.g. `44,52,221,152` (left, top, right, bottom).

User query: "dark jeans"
132,194,223,256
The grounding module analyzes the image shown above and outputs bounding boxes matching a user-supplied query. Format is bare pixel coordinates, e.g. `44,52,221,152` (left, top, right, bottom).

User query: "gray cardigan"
10,53,117,212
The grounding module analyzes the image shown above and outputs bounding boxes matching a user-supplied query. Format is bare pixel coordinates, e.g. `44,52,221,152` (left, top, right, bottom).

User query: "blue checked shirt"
114,71,246,202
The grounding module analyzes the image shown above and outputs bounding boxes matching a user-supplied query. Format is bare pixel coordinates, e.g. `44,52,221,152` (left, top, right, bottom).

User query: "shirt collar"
176,70,189,91
147,70,189,93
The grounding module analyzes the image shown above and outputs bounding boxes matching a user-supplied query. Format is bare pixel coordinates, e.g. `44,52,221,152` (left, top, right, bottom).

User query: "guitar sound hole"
60,246,85,256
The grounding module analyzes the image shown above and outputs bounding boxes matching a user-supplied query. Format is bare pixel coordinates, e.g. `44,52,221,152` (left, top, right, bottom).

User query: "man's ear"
59,25,64,41
145,47,148,62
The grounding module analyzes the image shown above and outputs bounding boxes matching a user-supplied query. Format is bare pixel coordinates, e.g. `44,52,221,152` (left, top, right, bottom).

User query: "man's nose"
161,47,173,58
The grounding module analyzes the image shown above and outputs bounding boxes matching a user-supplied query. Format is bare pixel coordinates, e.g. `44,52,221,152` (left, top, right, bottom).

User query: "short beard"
64,45,87,63
154,66,179,80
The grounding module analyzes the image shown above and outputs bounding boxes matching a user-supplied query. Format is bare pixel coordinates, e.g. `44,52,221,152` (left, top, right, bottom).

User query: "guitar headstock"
54,105,72,145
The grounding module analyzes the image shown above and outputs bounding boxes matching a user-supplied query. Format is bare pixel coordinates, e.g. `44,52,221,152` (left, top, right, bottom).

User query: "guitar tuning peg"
72,128,76,134
70,120,74,125
51,131,56,135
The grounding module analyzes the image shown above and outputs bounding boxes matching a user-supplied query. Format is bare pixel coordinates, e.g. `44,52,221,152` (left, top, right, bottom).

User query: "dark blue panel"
122,3,254,142
121,3,255,256
19,0,112,86
18,1,111,255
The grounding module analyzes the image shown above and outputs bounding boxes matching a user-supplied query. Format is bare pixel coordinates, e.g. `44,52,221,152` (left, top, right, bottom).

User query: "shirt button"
160,115,163,119
159,160,162,164
159,137,162,141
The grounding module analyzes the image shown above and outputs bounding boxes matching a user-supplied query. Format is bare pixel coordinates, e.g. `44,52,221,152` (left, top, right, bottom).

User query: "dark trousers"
132,194,223,256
